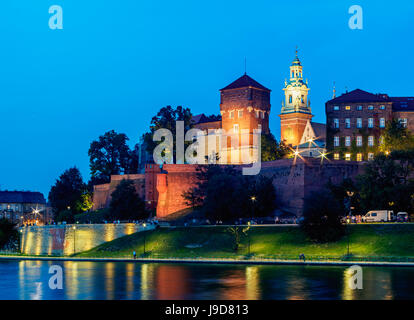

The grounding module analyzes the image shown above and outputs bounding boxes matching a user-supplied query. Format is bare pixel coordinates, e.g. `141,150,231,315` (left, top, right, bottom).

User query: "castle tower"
219,74,271,163
279,50,313,146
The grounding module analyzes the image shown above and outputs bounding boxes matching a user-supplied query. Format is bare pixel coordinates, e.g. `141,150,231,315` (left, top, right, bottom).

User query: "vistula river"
0,260,413,300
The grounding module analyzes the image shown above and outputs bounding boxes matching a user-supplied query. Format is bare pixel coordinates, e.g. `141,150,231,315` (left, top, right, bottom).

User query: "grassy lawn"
75,224,414,262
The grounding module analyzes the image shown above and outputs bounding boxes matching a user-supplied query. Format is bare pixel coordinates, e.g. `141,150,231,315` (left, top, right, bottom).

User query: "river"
0,260,413,300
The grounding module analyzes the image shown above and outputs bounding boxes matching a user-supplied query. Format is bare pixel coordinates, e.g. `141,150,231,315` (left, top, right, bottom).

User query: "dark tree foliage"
328,178,362,216
142,106,193,163
261,133,290,162
88,130,136,185
0,219,18,249
183,165,277,221
300,192,346,243
380,119,414,152
356,150,414,214
109,179,148,221
48,167,87,221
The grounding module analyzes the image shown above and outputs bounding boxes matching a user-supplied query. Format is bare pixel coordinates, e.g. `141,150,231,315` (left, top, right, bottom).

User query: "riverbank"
74,224,414,262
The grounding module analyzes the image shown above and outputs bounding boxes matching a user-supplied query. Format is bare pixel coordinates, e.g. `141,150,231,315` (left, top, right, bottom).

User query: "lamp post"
72,225,76,255
247,221,251,256
346,218,350,257
143,223,147,255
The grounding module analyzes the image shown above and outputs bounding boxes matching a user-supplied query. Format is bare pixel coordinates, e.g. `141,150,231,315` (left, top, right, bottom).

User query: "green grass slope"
76,224,414,261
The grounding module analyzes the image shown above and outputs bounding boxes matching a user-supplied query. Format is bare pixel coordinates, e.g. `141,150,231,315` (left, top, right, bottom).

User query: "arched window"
289,95,292,103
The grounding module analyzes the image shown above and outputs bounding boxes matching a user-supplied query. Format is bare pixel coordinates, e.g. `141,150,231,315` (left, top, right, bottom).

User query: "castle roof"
0,191,46,204
390,97,414,111
326,89,389,104
220,74,270,91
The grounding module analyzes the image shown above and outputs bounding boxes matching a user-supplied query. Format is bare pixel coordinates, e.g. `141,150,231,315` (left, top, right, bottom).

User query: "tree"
0,219,18,250
227,225,250,252
142,106,193,163
357,151,414,214
380,119,414,153
48,167,87,222
108,179,148,221
88,130,136,185
261,133,290,161
300,192,345,243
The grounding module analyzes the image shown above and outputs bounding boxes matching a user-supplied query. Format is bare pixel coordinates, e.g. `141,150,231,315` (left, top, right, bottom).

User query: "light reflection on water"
0,260,413,300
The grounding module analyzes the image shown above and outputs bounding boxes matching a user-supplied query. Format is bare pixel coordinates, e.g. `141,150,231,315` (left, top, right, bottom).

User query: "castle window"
301,95,304,103
334,136,340,147
368,118,374,128
333,106,340,111
333,118,339,129
356,118,362,128
345,106,351,110
345,136,351,147
368,153,374,160
334,153,340,160
380,118,385,128
257,124,262,132
356,153,363,162
357,105,363,111
261,111,265,119
238,110,243,118
229,111,234,119
368,105,374,110
380,105,386,110
345,153,351,161
255,110,260,118
289,95,292,103
345,118,351,128
368,136,374,146
233,124,239,133
356,136,363,146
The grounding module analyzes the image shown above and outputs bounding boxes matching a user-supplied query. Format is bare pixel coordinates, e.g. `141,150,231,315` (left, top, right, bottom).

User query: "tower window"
261,111,265,119
301,95,304,103
258,124,262,132
255,110,260,118
289,95,292,104
233,124,239,133
238,110,243,118
229,111,234,119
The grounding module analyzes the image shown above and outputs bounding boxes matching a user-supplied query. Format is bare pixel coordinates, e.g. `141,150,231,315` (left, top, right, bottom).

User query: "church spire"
333,82,336,98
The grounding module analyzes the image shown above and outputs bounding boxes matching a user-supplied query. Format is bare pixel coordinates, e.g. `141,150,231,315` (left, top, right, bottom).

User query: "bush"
300,191,345,243
74,209,110,224
0,219,18,249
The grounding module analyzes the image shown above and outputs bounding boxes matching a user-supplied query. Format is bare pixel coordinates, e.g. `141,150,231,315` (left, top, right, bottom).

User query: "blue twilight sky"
0,0,413,197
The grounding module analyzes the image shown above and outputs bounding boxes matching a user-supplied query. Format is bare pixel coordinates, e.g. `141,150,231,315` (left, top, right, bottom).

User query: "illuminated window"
345,136,351,147
333,119,339,128
356,136,363,146
380,105,386,110
356,153,363,162
301,95,304,103
345,153,351,161
238,110,243,118
333,106,340,111
368,153,374,160
356,118,362,128
357,105,363,111
345,106,351,110
345,118,351,128
368,105,374,110
233,124,239,133
261,111,265,119
289,95,292,103
229,111,234,119
334,153,340,160
255,110,260,118
257,124,262,132
368,136,374,146
334,136,340,147
368,118,374,128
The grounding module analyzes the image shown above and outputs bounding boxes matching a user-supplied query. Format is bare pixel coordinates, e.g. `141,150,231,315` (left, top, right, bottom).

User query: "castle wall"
20,223,154,256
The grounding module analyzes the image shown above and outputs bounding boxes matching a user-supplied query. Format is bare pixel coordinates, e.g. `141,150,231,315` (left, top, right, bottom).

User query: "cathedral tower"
279,50,313,146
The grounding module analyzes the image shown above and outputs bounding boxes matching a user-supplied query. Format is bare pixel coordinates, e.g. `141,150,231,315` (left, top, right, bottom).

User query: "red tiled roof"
220,74,270,91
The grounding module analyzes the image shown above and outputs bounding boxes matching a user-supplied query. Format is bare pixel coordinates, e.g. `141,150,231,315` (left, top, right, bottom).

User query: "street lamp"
247,221,251,256
142,223,147,255
346,218,350,257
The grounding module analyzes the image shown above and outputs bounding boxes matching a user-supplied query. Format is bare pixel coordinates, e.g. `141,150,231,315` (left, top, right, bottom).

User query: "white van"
363,210,394,222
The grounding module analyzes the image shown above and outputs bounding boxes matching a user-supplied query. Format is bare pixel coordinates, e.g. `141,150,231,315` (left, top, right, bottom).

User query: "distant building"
325,89,414,161
0,191,48,225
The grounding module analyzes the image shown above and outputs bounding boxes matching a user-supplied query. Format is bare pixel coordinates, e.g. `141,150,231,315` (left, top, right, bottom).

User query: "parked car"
362,210,394,222
396,212,409,222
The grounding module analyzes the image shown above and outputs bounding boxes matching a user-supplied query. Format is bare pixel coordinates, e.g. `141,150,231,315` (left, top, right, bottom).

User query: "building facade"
0,191,48,225
326,89,414,161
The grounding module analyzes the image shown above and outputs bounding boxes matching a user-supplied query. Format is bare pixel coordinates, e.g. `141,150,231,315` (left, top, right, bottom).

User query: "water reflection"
0,261,413,300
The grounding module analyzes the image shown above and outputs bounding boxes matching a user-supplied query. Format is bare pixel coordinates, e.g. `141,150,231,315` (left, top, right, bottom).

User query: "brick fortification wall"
155,159,363,218
20,223,153,256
